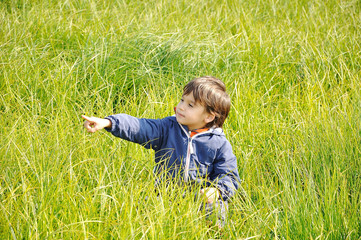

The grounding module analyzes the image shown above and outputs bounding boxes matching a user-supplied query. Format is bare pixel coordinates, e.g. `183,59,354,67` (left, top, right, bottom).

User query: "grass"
1,0,361,239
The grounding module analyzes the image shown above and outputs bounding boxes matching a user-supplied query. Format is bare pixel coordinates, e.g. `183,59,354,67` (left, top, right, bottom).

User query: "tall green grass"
1,0,360,239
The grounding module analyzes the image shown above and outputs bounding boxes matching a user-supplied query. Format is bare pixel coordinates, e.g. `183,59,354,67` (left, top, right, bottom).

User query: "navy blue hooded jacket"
105,114,241,201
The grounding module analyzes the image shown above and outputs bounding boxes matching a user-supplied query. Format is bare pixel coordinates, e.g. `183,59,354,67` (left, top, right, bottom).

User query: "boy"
82,76,240,226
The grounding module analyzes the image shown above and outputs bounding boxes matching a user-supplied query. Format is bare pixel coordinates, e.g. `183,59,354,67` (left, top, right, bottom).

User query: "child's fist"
82,115,111,133
200,187,220,204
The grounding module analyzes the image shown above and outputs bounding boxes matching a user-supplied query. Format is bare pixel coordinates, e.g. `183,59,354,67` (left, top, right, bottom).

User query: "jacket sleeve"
209,140,241,201
104,114,164,150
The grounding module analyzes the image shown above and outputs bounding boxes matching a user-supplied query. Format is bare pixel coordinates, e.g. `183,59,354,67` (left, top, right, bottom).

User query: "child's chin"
176,117,186,125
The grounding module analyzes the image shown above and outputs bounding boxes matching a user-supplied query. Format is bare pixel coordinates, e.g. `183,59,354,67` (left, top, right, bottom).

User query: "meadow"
1,0,360,239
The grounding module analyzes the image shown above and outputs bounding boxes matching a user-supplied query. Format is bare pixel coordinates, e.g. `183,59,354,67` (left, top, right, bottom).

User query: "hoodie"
105,114,241,201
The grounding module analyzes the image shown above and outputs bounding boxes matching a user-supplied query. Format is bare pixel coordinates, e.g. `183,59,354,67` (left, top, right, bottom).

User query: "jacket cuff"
217,181,236,201
218,187,230,201
104,116,115,132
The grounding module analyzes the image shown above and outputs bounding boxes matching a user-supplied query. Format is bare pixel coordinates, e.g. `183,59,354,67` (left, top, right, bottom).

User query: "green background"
1,0,360,239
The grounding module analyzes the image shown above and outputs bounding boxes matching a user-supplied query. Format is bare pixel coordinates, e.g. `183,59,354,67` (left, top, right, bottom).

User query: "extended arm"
104,114,165,150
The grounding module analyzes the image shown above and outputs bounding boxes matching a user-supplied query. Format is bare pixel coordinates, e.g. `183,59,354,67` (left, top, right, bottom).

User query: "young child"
82,76,240,226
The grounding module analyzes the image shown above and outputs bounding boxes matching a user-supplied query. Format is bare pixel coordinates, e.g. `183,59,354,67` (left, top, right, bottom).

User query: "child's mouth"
177,112,185,118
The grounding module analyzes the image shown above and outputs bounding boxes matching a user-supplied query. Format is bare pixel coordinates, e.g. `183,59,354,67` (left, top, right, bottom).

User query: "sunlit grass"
1,0,360,239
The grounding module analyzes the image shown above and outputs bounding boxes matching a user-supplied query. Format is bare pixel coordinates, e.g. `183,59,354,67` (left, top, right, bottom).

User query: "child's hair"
183,76,231,128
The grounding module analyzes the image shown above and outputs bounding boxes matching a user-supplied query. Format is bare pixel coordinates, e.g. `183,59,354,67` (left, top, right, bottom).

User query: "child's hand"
200,187,220,204
82,115,111,133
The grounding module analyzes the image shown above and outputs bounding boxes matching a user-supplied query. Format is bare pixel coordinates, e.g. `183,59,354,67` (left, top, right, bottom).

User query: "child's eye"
189,104,193,108
180,99,184,102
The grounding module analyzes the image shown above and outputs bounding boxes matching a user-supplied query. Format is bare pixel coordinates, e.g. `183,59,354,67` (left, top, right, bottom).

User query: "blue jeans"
200,200,228,227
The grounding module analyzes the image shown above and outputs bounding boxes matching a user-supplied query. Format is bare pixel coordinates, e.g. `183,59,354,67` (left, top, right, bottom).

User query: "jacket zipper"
184,132,193,182
178,123,213,182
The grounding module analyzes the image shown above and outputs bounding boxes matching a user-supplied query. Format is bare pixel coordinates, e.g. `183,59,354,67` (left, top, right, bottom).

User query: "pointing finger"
81,115,93,122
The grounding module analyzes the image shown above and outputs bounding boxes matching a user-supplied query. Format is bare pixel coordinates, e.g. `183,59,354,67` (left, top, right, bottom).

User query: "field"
1,0,360,239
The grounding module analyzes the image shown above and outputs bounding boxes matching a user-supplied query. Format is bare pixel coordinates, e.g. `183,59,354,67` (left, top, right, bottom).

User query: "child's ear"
205,112,216,124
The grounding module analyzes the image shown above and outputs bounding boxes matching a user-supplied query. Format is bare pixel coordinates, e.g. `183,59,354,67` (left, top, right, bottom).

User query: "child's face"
175,93,215,130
